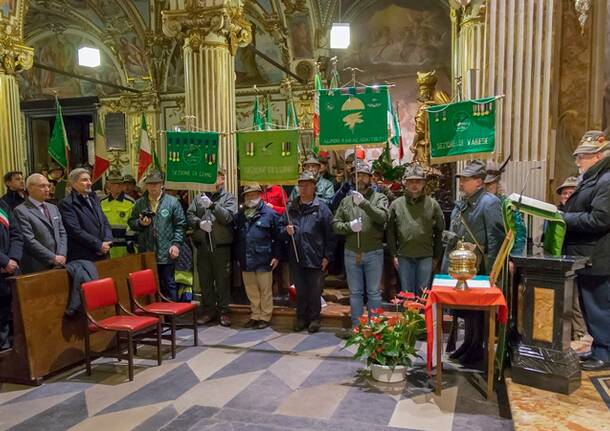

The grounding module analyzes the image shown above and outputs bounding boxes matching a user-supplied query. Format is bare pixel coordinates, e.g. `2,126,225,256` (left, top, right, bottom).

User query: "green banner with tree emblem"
237,129,300,185
165,131,219,192
427,97,497,163
319,86,390,149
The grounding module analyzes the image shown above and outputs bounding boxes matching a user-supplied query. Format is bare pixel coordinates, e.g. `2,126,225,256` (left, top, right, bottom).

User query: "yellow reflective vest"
100,192,136,258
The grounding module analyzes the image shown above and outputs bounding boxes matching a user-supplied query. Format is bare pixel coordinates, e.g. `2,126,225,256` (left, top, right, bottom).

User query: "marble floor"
0,326,513,431
506,370,610,431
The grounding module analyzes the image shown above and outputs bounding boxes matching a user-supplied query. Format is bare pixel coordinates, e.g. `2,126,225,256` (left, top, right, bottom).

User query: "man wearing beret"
187,167,237,327
387,164,444,296
128,170,186,301
283,172,336,333
441,160,505,364
562,131,610,371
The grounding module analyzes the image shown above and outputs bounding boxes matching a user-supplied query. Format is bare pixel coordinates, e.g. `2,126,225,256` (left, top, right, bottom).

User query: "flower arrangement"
344,290,427,368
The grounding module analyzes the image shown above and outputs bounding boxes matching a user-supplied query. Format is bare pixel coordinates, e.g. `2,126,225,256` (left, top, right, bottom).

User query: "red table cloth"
425,285,508,372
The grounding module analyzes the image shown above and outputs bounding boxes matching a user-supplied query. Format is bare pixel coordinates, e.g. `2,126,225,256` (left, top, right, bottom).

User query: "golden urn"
448,241,478,290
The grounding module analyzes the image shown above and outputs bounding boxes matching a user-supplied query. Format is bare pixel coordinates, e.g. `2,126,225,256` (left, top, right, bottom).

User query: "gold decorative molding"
162,2,252,55
282,0,308,15
0,38,34,74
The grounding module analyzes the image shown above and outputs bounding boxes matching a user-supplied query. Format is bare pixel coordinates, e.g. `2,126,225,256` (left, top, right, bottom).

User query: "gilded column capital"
162,1,251,55
0,35,34,75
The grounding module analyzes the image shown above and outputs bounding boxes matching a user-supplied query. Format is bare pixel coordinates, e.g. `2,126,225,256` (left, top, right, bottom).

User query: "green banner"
319,86,389,149
427,97,496,163
165,131,219,191
237,129,300,185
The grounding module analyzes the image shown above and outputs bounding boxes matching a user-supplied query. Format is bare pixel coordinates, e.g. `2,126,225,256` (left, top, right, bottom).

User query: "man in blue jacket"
236,184,282,330
0,201,23,350
59,168,113,262
283,172,336,333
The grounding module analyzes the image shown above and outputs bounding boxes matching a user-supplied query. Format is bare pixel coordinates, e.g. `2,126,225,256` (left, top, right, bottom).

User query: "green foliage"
372,146,405,181
344,307,426,368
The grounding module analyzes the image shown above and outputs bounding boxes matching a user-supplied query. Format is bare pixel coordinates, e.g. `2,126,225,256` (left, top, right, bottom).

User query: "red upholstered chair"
81,278,162,381
128,269,198,359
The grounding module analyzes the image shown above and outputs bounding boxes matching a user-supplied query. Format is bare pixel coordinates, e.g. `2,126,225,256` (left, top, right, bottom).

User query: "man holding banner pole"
187,167,237,327
283,172,336,333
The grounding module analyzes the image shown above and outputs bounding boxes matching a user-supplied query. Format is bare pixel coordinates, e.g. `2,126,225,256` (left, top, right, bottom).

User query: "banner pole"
281,188,300,263
354,144,361,250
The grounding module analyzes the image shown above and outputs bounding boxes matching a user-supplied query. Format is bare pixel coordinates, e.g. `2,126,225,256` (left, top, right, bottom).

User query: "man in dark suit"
0,201,23,350
0,171,26,211
59,168,112,262
14,174,68,273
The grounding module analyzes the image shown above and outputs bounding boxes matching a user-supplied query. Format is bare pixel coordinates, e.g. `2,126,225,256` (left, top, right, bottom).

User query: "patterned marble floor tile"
158,405,220,431
186,347,245,381
67,402,172,431
0,384,36,406
4,379,94,405
292,332,343,354
218,326,279,348
197,325,238,345
250,341,280,352
268,354,324,390
388,386,458,431
299,357,365,388
264,333,310,352
8,392,88,431
84,361,183,416
173,370,264,413
131,405,178,431
332,386,398,426
98,363,199,415
0,391,80,430
225,370,293,412
207,349,283,380
274,383,351,419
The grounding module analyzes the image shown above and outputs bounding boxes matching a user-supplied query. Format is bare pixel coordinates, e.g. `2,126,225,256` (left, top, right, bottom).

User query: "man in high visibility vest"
100,171,136,258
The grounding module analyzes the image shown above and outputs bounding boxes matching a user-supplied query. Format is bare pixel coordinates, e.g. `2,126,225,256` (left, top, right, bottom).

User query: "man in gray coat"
441,160,505,364
187,167,237,327
13,174,68,274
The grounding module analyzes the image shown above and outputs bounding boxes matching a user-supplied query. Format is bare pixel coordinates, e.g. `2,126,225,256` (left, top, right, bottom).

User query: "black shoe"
459,348,485,365
219,314,232,327
578,350,593,361
196,313,218,326
244,319,259,328
255,320,270,330
308,320,321,333
294,320,308,332
580,358,610,371
449,341,472,361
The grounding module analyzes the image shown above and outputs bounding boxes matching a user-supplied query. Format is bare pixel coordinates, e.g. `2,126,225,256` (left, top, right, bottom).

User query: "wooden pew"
0,253,158,386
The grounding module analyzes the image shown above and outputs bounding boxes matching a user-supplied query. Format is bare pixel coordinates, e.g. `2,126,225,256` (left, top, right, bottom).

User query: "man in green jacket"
128,170,186,301
187,167,237,326
289,156,335,206
387,164,444,296
332,162,388,327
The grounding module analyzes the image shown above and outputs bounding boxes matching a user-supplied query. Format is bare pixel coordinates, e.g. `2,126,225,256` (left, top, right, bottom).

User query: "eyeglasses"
574,153,596,161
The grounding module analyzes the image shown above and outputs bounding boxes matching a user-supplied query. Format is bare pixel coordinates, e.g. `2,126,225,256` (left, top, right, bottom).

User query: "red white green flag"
137,114,153,181
92,111,110,183
0,206,8,229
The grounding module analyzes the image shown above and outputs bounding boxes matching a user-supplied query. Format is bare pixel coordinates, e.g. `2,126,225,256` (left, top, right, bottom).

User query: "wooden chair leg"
193,309,198,347
84,329,91,376
127,332,134,381
171,317,176,359
115,333,121,361
157,322,163,366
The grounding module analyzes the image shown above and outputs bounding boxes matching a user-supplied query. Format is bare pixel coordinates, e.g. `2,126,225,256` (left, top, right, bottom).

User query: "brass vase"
448,241,478,290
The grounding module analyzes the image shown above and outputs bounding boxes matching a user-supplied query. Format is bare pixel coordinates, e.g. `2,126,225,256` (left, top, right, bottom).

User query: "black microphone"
517,166,542,207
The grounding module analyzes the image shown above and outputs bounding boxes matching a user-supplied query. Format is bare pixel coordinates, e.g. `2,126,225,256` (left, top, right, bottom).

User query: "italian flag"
312,73,322,139
48,98,70,170
0,206,8,229
137,114,153,181
92,111,110,183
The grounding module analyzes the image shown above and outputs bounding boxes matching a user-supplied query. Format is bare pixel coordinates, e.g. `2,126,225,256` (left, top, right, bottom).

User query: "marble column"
162,0,251,195
0,41,33,190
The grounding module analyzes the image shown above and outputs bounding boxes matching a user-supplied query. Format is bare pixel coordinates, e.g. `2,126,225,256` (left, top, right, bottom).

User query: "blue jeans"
396,256,433,296
158,263,178,302
344,248,383,327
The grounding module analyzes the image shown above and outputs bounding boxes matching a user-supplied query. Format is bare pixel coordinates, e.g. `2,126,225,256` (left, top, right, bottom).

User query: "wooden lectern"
511,254,588,395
